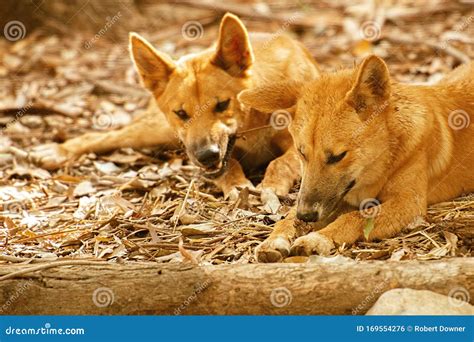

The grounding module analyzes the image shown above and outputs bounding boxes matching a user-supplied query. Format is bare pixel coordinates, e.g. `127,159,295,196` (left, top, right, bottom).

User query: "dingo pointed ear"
238,81,302,113
346,55,391,113
129,33,175,96
212,13,254,77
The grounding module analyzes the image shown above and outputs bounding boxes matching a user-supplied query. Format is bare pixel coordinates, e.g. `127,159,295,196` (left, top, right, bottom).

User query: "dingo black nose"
196,145,220,167
296,211,319,222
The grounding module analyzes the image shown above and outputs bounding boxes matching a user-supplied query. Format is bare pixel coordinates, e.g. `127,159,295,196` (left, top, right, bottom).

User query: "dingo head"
130,14,254,177
239,55,393,222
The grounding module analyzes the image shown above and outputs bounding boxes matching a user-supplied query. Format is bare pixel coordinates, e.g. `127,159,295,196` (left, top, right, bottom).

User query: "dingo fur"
32,13,320,202
239,55,474,262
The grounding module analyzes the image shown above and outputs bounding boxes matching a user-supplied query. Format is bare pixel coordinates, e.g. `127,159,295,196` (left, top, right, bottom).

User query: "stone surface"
367,288,474,315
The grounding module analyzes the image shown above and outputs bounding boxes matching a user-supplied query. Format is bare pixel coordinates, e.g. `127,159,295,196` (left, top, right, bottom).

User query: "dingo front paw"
290,232,334,256
30,143,70,170
255,236,290,263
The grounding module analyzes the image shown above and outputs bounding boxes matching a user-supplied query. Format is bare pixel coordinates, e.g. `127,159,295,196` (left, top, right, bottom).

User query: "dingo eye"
327,151,347,164
173,109,190,121
214,99,230,113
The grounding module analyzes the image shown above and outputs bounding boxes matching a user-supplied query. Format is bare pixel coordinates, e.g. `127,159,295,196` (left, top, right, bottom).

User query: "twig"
91,79,147,98
173,178,195,232
0,260,107,281
0,255,33,264
383,34,471,64
167,0,322,28
236,125,272,138
14,228,89,243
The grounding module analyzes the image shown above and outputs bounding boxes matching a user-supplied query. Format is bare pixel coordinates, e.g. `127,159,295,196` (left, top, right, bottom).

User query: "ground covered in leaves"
0,1,473,265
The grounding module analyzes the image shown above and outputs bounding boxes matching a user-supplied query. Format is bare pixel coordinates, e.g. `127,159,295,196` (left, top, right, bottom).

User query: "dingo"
240,55,474,262
32,13,320,203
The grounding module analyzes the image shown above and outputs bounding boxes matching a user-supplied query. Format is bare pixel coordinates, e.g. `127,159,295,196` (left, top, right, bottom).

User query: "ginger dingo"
32,13,320,203
240,55,474,262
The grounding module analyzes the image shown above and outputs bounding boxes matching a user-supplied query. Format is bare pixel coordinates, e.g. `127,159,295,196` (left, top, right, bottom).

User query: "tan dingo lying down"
240,55,474,262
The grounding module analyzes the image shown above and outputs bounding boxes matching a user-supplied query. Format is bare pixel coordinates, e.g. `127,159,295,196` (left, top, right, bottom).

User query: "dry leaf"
73,181,96,197
178,237,199,265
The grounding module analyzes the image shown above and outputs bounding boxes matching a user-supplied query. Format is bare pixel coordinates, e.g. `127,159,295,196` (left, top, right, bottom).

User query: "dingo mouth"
202,134,237,179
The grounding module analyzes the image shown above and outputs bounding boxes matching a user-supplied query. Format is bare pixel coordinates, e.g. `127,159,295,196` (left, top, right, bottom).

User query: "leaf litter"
0,0,472,266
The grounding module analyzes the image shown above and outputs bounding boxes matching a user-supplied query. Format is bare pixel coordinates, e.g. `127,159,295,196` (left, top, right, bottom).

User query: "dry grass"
0,0,473,266
1,147,472,265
